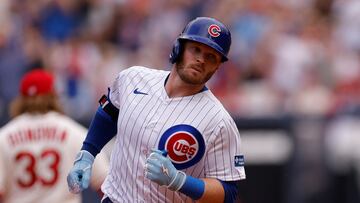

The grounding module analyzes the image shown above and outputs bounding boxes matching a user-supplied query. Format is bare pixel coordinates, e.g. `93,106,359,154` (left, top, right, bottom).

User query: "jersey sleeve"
108,66,137,109
204,117,246,181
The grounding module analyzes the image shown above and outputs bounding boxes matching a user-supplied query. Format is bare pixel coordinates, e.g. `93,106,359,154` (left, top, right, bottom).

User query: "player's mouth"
189,64,203,73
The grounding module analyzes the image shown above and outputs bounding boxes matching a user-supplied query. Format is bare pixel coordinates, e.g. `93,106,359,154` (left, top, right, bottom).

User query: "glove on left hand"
145,149,186,191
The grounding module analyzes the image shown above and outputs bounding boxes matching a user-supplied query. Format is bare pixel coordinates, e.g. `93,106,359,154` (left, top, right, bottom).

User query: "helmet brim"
179,35,229,62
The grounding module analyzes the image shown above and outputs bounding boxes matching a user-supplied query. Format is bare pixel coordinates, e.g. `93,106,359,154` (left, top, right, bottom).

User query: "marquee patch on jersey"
158,124,205,170
234,155,245,167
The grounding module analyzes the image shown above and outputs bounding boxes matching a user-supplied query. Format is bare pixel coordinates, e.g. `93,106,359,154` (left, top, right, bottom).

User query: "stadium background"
0,0,359,202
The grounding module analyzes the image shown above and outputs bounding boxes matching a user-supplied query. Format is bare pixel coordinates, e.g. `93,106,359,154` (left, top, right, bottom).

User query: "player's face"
176,41,222,85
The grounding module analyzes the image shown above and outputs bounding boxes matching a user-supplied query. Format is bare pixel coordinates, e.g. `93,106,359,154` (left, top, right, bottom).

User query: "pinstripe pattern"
102,66,245,203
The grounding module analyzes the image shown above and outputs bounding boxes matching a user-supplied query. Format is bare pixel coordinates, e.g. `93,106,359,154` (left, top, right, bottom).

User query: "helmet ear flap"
169,39,181,64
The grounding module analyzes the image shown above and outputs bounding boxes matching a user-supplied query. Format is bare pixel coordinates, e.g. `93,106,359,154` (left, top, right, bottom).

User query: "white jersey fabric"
102,66,246,203
0,112,109,203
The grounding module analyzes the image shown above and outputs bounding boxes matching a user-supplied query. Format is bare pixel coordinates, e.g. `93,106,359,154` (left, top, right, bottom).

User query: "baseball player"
67,17,246,203
0,69,109,203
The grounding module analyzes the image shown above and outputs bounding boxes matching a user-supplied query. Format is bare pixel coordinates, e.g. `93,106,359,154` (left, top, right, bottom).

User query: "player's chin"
181,74,204,85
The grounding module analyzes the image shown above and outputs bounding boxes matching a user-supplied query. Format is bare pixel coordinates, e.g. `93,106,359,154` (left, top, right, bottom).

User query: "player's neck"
165,71,205,98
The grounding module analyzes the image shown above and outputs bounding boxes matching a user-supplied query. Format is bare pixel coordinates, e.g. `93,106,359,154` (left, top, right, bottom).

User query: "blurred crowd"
0,0,360,202
0,0,359,121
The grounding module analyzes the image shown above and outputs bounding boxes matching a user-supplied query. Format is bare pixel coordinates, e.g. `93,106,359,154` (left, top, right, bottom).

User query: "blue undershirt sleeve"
81,107,117,157
219,180,239,203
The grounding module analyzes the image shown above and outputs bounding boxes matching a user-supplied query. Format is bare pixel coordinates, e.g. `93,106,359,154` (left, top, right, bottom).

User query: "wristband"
179,175,205,200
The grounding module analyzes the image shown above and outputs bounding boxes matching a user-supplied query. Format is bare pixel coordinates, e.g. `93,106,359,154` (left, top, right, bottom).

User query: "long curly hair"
9,93,64,118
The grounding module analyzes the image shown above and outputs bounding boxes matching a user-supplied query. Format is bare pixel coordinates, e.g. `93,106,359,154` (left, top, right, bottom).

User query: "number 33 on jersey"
0,112,109,203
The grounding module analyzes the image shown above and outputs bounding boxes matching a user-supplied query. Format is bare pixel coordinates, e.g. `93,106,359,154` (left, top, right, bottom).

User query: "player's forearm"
81,107,117,156
181,177,240,203
196,178,224,203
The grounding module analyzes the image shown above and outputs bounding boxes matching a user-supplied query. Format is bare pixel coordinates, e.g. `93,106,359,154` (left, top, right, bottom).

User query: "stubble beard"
175,61,215,85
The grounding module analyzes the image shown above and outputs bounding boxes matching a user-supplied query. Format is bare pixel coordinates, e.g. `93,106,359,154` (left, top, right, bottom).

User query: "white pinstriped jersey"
0,112,109,203
102,66,246,203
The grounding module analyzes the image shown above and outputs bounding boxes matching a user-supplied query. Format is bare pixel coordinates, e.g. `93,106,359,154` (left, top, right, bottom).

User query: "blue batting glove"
67,150,94,194
145,149,186,191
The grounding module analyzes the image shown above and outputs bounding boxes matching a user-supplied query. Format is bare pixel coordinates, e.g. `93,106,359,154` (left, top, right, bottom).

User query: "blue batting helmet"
169,17,232,64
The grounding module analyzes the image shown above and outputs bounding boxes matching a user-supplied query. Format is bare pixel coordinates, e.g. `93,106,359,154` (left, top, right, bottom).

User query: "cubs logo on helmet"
158,124,205,170
208,24,221,37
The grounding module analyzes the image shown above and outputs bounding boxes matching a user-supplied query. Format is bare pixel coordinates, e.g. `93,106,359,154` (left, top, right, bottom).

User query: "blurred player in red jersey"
0,69,109,203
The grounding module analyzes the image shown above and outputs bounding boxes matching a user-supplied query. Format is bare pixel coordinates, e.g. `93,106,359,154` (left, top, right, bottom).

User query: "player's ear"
169,39,183,64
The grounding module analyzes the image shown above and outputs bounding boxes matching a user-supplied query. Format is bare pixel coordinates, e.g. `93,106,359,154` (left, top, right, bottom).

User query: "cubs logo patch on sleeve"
158,124,205,170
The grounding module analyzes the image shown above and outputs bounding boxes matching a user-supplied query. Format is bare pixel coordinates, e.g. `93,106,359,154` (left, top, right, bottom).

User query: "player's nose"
195,53,205,63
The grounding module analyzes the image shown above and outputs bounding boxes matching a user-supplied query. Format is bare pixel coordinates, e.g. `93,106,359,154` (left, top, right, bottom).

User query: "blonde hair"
10,93,63,118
